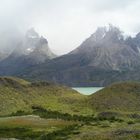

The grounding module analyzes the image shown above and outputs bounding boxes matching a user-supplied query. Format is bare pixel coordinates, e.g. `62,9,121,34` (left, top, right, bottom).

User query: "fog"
0,0,140,54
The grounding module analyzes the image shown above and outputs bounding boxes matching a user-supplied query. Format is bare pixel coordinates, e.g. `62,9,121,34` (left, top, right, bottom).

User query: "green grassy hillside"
0,77,140,139
1,77,140,115
89,82,140,112
0,77,92,116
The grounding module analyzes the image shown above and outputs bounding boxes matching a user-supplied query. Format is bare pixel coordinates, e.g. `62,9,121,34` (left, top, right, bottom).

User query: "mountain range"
1,25,140,86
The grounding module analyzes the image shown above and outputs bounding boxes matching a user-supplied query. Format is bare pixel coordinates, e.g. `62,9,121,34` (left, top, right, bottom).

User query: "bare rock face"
28,36,56,64
71,25,140,71
11,28,56,63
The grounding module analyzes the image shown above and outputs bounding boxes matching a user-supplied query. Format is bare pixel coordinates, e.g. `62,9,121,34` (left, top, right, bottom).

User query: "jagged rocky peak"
24,29,57,60
70,24,140,71
135,32,140,45
25,28,39,39
132,32,140,52
90,26,107,41
26,29,57,61
136,32,140,39
11,28,40,56
13,28,48,55
9,28,56,63
90,24,124,42
38,36,48,45
24,28,41,53
71,25,124,54
125,32,140,53
31,36,53,56
29,35,56,62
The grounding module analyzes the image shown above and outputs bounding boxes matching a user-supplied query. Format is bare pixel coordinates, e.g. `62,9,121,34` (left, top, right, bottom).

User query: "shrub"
127,121,135,125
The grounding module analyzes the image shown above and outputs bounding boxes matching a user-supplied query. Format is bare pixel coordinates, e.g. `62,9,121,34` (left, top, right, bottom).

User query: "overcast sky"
0,0,140,55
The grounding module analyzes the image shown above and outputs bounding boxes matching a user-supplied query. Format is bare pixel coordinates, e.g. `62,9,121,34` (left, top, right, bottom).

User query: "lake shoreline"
72,87,104,95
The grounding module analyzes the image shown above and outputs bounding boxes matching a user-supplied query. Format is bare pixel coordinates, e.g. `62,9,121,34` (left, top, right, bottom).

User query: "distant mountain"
1,25,140,86
8,28,56,63
18,25,140,86
70,25,140,70
0,28,57,75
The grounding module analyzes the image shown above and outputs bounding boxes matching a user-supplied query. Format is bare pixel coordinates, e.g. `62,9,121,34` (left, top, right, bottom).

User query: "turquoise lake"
72,87,104,95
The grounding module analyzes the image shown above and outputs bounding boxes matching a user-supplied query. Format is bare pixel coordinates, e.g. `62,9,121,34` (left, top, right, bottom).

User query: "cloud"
0,0,140,54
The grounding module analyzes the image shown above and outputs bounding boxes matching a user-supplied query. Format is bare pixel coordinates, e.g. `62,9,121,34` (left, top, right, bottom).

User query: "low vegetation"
0,77,140,139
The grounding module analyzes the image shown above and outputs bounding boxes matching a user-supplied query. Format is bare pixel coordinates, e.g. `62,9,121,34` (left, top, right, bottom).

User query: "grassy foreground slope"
89,82,140,112
1,77,140,115
0,77,140,139
0,77,92,116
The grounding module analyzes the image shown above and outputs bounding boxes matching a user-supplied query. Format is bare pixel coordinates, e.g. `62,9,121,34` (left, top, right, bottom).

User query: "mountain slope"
0,52,8,61
70,25,140,70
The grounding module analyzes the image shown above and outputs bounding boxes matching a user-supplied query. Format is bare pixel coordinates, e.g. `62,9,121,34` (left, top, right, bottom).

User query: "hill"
1,77,140,115
89,82,140,112
0,77,91,116
0,78,139,139
0,77,140,115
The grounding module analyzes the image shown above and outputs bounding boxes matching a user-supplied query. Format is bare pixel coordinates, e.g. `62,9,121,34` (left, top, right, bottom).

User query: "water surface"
72,87,103,95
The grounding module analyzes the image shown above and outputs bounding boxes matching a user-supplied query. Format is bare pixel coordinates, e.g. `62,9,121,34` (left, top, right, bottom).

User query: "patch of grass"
0,115,77,139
